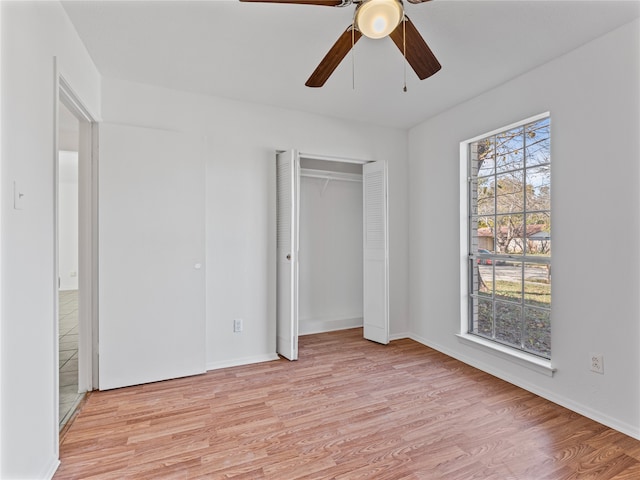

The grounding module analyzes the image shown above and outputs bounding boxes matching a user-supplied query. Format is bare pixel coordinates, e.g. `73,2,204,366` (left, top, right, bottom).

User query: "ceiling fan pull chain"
403,16,407,92
352,25,356,90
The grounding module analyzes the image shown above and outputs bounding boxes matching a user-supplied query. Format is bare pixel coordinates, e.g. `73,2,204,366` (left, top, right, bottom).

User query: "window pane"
494,301,522,347
525,118,550,167
472,216,495,253
524,263,551,308
524,307,551,358
477,176,495,216
496,127,524,173
495,261,522,303
475,297,493,338
495,214,524,254
496,171,524,215
476,136,495,177
476,264,493,297
526,165,550,210
525,213,551,256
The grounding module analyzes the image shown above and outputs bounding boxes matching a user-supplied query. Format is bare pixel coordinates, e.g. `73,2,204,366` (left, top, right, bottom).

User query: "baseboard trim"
206,353,280,372
408,333,640,441
389,332,410,341
44,457,61,480
299,316,363,336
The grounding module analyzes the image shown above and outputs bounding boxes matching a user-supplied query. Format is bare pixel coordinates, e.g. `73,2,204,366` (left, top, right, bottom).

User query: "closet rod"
300,168,362,183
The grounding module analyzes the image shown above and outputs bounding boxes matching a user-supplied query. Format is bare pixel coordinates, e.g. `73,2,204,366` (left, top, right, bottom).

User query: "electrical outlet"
590,353,604,374
233,319,243,333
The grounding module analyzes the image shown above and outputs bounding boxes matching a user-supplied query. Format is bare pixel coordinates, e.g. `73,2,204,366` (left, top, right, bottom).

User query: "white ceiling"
62,0,640,129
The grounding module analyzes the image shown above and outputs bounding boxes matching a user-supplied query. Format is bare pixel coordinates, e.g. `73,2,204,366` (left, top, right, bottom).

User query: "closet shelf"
300,168,362,183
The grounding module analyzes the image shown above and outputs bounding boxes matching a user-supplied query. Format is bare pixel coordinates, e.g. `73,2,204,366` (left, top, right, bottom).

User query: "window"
467,115,551,359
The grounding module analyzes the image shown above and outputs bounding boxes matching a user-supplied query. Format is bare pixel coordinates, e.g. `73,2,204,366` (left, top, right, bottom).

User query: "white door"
363,161,389,344
276,150,299,360
98,123,206,389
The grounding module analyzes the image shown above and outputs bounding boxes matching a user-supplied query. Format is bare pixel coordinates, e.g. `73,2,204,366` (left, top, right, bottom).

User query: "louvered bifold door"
276,150,299,360
362,161,389,344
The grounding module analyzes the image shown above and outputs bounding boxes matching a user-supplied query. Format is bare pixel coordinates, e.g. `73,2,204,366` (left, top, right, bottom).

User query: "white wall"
298,174,363,335
0,1,101,478
58,151,78,291
100,77,410,370
408,19,640,439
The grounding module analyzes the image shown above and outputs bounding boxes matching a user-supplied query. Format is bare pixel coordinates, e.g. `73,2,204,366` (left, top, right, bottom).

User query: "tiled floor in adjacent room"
59,290,84,428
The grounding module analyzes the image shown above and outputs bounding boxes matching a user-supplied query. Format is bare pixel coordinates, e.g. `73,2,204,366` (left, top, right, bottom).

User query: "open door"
276,150,299,360
363,161,389,344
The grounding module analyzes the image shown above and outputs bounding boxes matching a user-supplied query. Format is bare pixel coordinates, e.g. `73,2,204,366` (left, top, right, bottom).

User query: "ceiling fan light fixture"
355,0,404,39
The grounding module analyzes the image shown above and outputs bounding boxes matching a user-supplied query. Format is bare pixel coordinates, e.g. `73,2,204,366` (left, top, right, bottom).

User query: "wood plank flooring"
55,329,640,479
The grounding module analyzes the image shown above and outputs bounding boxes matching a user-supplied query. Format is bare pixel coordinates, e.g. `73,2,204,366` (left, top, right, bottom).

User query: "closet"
276,150,389,361
298,158,364,335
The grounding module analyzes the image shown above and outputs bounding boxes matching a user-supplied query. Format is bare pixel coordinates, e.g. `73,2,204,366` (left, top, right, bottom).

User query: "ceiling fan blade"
239,0,347,6
306,26,362,87
389,16,441,80
406,0,432,4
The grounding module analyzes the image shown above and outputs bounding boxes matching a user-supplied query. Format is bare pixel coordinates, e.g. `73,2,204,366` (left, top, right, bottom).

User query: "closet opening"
275,150,389,361
298,158,364,336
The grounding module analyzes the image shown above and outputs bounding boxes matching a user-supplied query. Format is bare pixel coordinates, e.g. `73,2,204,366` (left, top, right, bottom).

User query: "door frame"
275,150,389,359
54,65,99,443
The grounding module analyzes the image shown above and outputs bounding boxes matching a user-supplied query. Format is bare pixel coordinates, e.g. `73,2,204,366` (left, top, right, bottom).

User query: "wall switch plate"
233,319,243,333
590,353,604,374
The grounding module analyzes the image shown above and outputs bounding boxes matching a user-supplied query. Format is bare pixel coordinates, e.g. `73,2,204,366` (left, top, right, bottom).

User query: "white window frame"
458,112,555,377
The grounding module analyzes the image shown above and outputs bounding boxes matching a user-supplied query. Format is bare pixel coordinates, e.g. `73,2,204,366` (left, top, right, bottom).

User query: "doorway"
57,120,81,426
298,158,364,335
56,78,97,430
275,150,389,361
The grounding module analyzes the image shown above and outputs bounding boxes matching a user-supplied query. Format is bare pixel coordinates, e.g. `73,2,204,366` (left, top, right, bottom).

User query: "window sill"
456,334,556,377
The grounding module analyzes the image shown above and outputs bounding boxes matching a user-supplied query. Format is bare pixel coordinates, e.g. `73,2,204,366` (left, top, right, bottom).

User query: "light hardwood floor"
55,329,640,479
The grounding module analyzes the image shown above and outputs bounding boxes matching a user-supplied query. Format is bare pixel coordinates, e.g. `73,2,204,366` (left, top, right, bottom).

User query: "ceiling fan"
239,0,441,87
